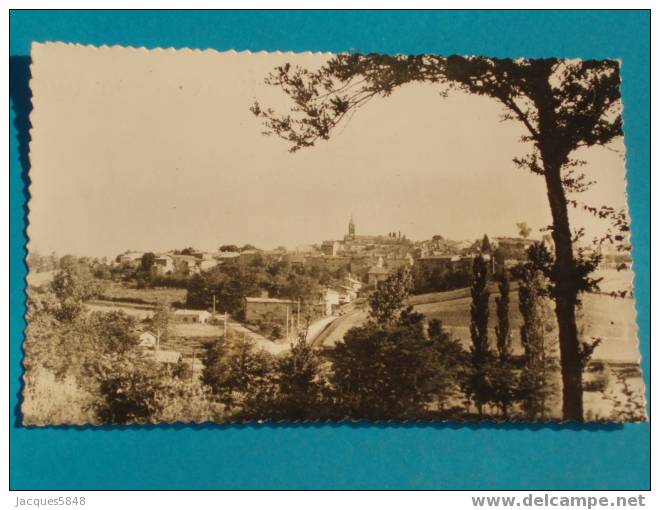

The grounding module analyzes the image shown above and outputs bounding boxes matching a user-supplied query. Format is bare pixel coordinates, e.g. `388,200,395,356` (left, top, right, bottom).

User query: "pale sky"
27,43,630,258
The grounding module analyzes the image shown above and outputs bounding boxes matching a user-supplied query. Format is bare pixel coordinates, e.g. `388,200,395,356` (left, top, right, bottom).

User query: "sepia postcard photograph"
22,41,646,426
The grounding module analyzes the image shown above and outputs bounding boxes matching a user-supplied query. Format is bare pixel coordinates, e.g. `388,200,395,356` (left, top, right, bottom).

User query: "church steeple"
348,214,355,240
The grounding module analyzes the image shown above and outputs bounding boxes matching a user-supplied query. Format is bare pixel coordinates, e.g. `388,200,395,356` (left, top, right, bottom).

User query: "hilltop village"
117,216,536,297
25,215,639,424
30,216,538,367
111,217,537,328
30,215,633,358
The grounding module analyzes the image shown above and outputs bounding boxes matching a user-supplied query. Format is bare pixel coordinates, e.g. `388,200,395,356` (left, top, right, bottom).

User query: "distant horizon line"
30,231,548,260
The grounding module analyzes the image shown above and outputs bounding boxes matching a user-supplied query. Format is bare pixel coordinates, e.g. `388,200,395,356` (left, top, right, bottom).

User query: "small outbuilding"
138,331,158,348
173,309,212,324
367,265,390,288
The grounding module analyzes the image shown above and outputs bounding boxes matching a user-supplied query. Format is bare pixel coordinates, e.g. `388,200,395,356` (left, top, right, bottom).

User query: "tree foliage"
88,310,138,354
332,308,465,420
412,262,471,295
27,251,60,273
202,336,328,421
251,54,621,160
50,261,102,321
140,252,156,272
23,282,216,425
270,337,328,420
150,304,173,345
494,273,511,362
202,338,276,409
481,234,492,254
469,256,491,359
517,222,532,239
466,255,493,416
186,255,342,317
491,271,517,418
251,52,625,421
368,267,413,325
518,262,558,420
94,353,214,424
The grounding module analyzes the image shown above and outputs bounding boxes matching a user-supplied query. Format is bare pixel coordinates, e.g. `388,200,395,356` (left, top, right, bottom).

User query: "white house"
337,285,357,304
173,309,212,324
367,257,390,288
116,251,144,266
368,265,390,288
138,331,158,349
153,254,175,274
171,255,199,274
345,274,363,293
317,288,340,316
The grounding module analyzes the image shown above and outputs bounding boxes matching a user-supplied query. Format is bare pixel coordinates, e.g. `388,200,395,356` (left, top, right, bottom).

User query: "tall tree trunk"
543,162,584,422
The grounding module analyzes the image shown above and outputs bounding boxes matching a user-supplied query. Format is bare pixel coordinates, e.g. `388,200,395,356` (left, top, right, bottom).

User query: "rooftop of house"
245,297,297,304
173,309,211,316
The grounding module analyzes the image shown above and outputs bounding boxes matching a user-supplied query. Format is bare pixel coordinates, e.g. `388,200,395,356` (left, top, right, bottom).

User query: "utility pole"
212,295,216,315
285,305,289,341
156,329,161,353
223,311,228,338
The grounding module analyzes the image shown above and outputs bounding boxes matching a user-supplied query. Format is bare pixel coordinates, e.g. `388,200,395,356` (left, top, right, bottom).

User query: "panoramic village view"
23,45,646,424
24,216,642,424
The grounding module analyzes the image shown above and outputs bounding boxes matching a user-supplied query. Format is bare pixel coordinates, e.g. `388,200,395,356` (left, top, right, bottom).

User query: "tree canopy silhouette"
251,53,625,422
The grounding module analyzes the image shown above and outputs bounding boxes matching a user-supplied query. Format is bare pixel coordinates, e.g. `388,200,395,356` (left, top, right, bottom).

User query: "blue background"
9,10,650,490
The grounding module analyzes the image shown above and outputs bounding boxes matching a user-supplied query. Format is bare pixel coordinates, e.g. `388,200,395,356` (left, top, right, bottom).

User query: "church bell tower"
348,215,356,240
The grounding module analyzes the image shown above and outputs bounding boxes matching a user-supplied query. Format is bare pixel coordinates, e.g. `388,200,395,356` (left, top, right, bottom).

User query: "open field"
86,301,224,338
408,287,473,306
411,270,640,364
28,272,189,308
59,274,649,419
319,274,640,364
86,300,156,320
409,275,646,419
99,282,187,306
76,274,644,364
84,298,289,357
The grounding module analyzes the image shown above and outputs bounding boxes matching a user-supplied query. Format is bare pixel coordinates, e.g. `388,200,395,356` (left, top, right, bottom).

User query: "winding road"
310,307,370,348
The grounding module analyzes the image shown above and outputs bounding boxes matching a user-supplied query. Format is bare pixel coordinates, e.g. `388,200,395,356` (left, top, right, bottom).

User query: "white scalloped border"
20,42,646,426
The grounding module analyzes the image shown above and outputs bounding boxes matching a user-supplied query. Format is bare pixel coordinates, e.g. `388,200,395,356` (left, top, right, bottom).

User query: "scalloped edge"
19,42,647,427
